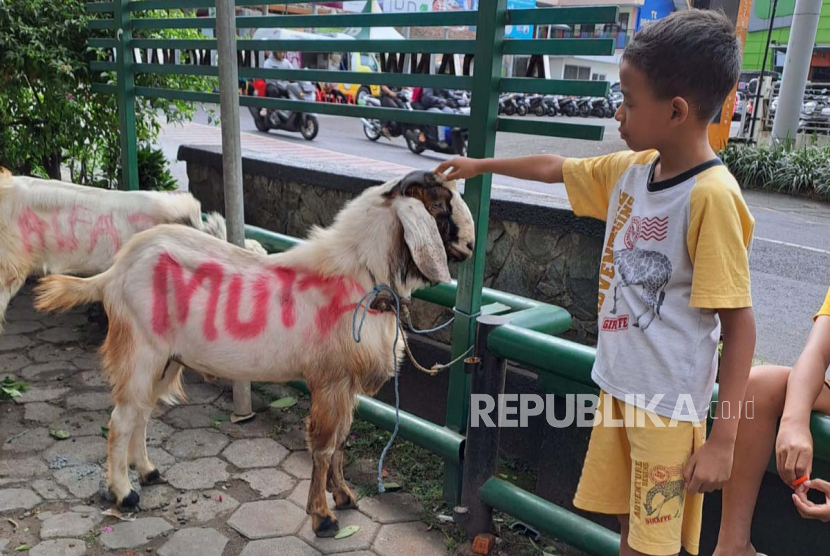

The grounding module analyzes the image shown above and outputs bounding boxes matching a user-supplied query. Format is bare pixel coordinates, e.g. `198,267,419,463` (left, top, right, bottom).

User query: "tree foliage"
0,0,216,188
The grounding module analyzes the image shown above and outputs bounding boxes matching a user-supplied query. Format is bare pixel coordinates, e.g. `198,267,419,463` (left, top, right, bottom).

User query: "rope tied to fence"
351,285,473,493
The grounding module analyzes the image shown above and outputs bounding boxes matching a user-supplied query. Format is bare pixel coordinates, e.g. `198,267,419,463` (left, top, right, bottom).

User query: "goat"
34,170,475,537
0,168,265,333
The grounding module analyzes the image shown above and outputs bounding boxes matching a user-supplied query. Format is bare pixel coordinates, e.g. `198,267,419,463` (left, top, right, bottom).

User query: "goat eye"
431,202,444,212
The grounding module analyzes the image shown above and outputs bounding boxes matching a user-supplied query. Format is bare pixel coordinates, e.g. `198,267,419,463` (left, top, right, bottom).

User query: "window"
592,73,607,81
564,65,591,80
360,53,379,72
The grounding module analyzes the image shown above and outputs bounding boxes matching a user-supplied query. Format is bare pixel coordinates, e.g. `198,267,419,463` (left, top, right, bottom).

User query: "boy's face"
615,61,678,152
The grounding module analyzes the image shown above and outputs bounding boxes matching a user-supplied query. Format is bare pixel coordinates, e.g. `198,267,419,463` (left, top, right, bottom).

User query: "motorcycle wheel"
300,116,319,141
533,105,546,117
604,107,615,118
517,104,529,117
547,106,557,117
504,104,516,116
579,105,591,117
363,121,382,142
405,133,426,155
250,107,270,132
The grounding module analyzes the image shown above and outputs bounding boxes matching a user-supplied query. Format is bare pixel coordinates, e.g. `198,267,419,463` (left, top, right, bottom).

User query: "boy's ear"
669,97,690,126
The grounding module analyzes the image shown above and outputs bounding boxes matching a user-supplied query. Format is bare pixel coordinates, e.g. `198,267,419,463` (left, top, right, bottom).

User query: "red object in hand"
792,474,809,487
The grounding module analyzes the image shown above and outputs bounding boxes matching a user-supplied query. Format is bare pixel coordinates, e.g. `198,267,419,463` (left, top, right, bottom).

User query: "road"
160,107,830,366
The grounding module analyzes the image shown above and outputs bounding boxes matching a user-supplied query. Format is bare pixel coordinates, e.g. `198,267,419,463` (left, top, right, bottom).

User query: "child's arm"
435,155,565,184
776,315,830,485
684,307,756,494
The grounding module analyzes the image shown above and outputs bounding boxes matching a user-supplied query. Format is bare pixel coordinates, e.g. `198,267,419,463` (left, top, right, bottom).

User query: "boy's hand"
776,422,814,486
435,157,481,181
684,438,734,494
792,480,830,522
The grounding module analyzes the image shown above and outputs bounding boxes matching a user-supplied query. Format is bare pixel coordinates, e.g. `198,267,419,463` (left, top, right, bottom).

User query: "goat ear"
395,198,451,284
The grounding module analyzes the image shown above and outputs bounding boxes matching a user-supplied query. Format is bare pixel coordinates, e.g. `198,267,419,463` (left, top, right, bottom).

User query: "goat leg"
327,447,358,510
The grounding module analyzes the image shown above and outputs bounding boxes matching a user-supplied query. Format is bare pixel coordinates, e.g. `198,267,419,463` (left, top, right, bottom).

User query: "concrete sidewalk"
0,284,449,556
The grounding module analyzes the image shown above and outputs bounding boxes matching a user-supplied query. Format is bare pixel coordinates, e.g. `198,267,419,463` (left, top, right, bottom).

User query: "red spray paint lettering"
152,253,224,340
225,273,270,339
88,214,121,254
151,254,371,341
18,208,48,253
52,206,91,253
127,212,157,232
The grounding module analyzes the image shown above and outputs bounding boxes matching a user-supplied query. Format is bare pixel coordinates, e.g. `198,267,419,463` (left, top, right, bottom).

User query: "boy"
715,286,830,555
436,10,757,556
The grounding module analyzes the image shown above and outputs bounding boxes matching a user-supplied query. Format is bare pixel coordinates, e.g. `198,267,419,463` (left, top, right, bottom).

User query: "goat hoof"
119,490,140,510
314,516,340,538
335,498,358,511
139,469,167,486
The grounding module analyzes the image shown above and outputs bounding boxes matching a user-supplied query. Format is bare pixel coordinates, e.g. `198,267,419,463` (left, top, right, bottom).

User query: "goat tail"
34,274,104,314
200,212,228,241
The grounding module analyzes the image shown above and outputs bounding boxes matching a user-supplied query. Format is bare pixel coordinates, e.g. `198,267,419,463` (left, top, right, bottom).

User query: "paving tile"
298,510,380,554
99,517,174,550
165,458,229,490
223,438,289,469
162,404,217,429
48,411,109,438
2,427,55,453
0,335,33,352
182,382,222,405
31,479,71,501
239,537,322,556
356,492,423,524
158,527,228,556
44,436,107,467
0,488,42,512
65,391,113,411
164,429,229,459
12,386,69,404
176,490,240,523
18,362,77,382
281,451,313,479
23,403,65,424
40,508,102,539
2,320,43,336
372,521,448,556
237,468,296,498
0,352,32,374
36,327,85,344
53,463,103,498
228,500,306,540
29,539,87,556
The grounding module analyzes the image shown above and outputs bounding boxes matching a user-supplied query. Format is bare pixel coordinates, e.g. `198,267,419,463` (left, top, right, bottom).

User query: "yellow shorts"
573,390,705,556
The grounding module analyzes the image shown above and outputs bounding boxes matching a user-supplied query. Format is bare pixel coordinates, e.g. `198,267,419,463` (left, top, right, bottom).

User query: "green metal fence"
86,2,830,554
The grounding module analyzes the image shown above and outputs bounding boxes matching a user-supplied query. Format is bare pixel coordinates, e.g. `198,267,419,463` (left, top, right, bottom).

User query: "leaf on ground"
101,426,109,439
14,546,31,552
334,525,360,539
382,482,402,491
269,397,298,409
50,429,70,440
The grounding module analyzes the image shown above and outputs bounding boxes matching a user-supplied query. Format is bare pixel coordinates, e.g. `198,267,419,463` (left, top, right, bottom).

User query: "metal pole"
749,0,778,140
458,315,510,539
115,0,138,191
215,0,254,423
772,0,822,146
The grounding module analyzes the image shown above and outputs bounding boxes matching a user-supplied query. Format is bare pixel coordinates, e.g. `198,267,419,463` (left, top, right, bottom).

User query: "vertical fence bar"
115,0,138,191
458,315,510,538
216,0,254,422
443,0,507,505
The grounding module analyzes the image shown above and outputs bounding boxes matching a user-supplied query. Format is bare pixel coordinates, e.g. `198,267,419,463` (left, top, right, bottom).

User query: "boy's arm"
777,314,830,485
685,307,756,494
435,155,565,184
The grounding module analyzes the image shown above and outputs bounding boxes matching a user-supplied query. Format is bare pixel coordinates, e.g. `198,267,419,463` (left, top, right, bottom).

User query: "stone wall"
179,145,605,343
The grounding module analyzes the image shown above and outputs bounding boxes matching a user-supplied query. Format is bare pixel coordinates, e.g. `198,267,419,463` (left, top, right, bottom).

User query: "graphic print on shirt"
610,216,673,331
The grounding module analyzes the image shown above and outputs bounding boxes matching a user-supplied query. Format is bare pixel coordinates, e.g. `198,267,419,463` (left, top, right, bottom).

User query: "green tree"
0,0,216,187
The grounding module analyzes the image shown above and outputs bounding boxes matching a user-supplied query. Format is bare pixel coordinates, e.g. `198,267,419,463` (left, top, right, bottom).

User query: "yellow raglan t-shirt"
562,150,755,421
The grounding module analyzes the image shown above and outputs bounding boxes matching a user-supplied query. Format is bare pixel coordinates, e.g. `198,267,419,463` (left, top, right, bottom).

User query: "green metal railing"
88,1,628,552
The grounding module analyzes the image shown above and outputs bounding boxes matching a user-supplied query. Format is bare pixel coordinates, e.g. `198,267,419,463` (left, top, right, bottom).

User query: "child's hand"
776,422,814,486
683,439,734,494
792,480,830,522
435,157,481,181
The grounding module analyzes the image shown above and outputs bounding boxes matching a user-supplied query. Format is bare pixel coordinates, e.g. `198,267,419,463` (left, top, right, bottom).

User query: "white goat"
34,170,475,538
0,167,264,333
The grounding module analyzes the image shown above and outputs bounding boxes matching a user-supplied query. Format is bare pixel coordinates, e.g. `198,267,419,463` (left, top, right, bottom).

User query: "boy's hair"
622,9,741,121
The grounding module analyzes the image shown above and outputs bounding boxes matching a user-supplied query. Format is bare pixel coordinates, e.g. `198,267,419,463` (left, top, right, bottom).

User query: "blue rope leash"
351,286,468,493
352,285,401,494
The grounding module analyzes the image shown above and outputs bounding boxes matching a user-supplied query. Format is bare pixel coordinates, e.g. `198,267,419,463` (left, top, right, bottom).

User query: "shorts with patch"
573,390,705,556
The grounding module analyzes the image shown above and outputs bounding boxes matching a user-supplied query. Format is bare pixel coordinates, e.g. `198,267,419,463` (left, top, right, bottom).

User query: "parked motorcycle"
527,94,548,117
543,95,559,117
360,91,413,142
557,96,578,117
247,79,319,140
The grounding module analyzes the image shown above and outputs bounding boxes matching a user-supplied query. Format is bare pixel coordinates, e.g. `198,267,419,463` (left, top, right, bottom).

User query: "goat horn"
398,171,442,195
